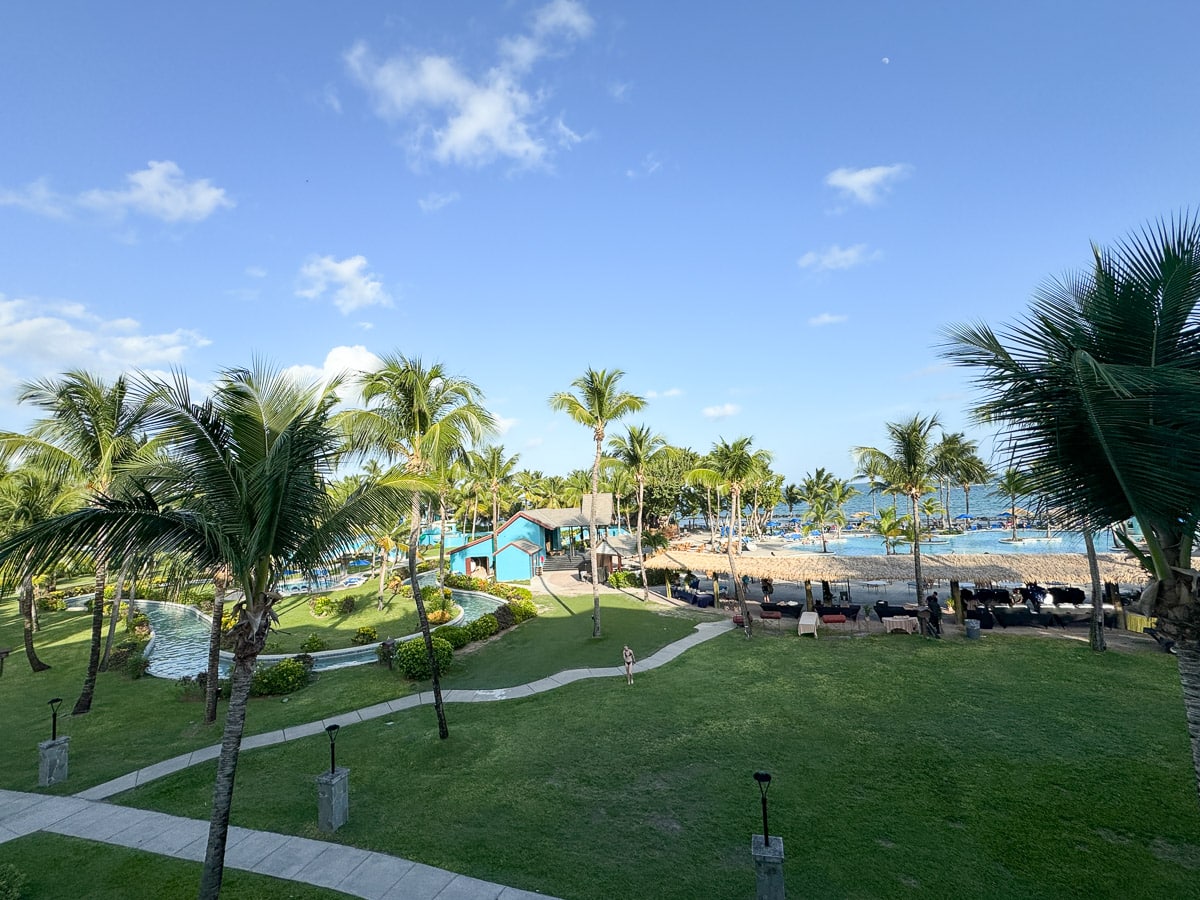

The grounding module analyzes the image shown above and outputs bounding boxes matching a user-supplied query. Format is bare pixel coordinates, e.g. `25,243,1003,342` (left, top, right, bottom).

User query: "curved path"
0,619,730,900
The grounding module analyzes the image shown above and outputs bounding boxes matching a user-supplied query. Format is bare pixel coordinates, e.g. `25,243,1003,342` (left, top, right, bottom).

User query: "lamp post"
48,697,63,741
753,771,772,846
325,724,339,775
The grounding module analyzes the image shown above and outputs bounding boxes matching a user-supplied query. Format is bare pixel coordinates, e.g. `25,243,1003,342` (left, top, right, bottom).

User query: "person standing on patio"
925,591,943,637
623,645,636,685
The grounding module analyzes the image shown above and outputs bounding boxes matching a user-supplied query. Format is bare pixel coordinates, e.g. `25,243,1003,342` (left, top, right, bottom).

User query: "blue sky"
2,1,1197,482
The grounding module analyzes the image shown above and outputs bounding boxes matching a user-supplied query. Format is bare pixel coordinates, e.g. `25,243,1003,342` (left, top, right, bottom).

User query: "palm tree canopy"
547,367,645,441
854,414,942,501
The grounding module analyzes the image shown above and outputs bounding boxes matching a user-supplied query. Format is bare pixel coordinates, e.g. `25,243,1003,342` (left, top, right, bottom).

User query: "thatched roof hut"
643,549,1146,586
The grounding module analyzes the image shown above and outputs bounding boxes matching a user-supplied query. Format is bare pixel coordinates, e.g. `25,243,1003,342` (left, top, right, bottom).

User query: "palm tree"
829,478,860,539
942,214,1200,795
855,415,941,604
0,463,81,671
935,432,992,521
0,371,156,715
854,454,888,516
993,467,1033,542
782,482,804,517
471,445,519,577
0,364,422,899
687,437,768,634
797,468,836,552
607,425,670,602
340,354,494,738
920,496,944,533
549,368,645,638
871,506,908,554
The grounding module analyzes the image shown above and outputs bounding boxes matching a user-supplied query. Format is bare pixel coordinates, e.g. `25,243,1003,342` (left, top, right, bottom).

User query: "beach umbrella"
955,514,972,520
349,559,370,567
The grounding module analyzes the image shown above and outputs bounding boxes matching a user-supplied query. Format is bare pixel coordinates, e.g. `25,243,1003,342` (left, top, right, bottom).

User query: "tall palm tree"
855,415,941,604
0,463,82,671
607,425,671,601
0,363,422,899
549,368,645,638
942,214,1200,796
871,506,908,555
828,478,860,539
782,482,804,518
687,437,768,635
472,445,519,576
0,371,156,714
854,454,888,516
993,467,1034,542
340,354,494,739
797,468,836,552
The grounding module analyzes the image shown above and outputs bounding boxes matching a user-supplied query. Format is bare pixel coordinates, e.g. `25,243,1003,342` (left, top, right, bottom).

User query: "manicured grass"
266,586,424,653
0,833,349,898
114,633,1200,899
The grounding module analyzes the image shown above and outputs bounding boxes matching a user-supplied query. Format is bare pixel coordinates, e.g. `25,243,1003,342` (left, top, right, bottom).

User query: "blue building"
447,506,595,581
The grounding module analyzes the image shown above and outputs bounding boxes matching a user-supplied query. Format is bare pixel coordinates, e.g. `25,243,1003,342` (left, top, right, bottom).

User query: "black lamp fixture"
753,771,772,846
48,697,63,741
325,724,340,774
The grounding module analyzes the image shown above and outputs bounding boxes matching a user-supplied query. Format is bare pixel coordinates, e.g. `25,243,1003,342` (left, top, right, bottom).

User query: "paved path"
1,618,730,899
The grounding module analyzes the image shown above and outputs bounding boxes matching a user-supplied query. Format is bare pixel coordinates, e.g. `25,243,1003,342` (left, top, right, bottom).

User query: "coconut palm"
686,437,769,635
871,506,908,555
854,454,889,516
340,354,494,739
797,468,836,552
0,364,422,899
993,467,1033,542
855,415,941,604
782,482,804,517
470,445,519,578
0,463,82,671
942,214,1200,797
0,371,157,714
607,425,670,601
549,368,645,638
936,432,992,520
829,478,860,539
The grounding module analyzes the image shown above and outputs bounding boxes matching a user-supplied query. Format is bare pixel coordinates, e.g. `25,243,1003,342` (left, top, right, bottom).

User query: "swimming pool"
139,586,505,680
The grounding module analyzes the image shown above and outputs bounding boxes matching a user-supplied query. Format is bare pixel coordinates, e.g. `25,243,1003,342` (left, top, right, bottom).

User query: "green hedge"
352,626,378,645
436,624,472,649
250,657,312,696
508,598,538,622
606,570,637,588
309,593,358,618
396,636,453,680
467,613,499,642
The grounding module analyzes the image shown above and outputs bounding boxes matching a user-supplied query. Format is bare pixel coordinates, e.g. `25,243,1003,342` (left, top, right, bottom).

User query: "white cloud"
0,179,69,218
418,191,460,213
357,321,374,330
608,81,632,102
625,153,662,179
345,0,594,169
808,313,848,327
824,163,911,205
0,295,209,397
702,403,740,420
283,345,383,403
495,415,518,434
245,266,267,279
296,255,393,315
79,161,234,222
525,436,544,448
797,244,879,271
645,387,683,399
322,84,342,114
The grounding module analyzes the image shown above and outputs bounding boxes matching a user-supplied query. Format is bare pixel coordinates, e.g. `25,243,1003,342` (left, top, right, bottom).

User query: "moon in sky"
882,57,890,64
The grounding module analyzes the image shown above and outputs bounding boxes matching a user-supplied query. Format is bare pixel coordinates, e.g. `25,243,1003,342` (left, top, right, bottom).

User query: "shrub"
492,582,533,603
0,863,28,900
299,633,329,653
309,594,339,617
607,570,637,588
376,639,397,668
396,636,453,680
508,598,539,623
467,613,499,642
351,625,378,645
107,638,144,671
250,657,311,696
339,594,358,615
36,594,68,612
436,624,472,649
125,653,151,679
491,604,517,631
125,611,150,634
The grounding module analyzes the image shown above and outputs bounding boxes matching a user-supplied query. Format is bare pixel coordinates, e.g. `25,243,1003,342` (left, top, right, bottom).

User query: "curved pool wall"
137,588,506,680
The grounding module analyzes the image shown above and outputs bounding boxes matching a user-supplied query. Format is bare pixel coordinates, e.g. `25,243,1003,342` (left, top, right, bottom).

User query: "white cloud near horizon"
797,244,880,271
283,345,383,404
418,191,460,213
808,312,848,327
345,0,594,168
296,255,393,315
824,163,911,205
80,161,234,222
702,402,740,420
0,295,210,401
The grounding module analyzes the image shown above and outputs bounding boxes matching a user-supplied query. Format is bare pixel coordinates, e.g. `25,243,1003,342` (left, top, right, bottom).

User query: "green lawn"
0,833,349,899
266,586,424,653
115,633,1200,900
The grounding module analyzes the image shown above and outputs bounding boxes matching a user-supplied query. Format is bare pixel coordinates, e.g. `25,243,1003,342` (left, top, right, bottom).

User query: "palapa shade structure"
644,549,1147,586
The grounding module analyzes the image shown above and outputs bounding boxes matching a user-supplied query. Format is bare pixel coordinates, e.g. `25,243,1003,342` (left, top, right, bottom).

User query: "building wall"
496,517,545,549
496,545,536,581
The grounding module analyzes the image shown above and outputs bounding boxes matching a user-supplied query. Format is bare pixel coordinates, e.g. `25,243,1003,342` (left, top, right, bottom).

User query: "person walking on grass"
623,644,636,685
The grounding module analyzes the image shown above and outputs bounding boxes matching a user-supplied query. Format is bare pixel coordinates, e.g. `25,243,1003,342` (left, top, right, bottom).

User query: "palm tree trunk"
1010,497,1018,542
490,488,500,582
101,556,134,671
588,431,603,637
197,650,255,900
20,572,50,672
910,494,923,605
636,476,648,603
204,576,228,726
438,494,448,594
73,559,108,715
376,539,390,611
1084,531,1107,652
964,485,971,518
1175,646,1200,809
410,495,448,739
727,486,751,637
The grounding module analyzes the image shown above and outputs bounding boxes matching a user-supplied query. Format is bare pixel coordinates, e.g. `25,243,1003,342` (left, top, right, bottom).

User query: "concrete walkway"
2,618,731,899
